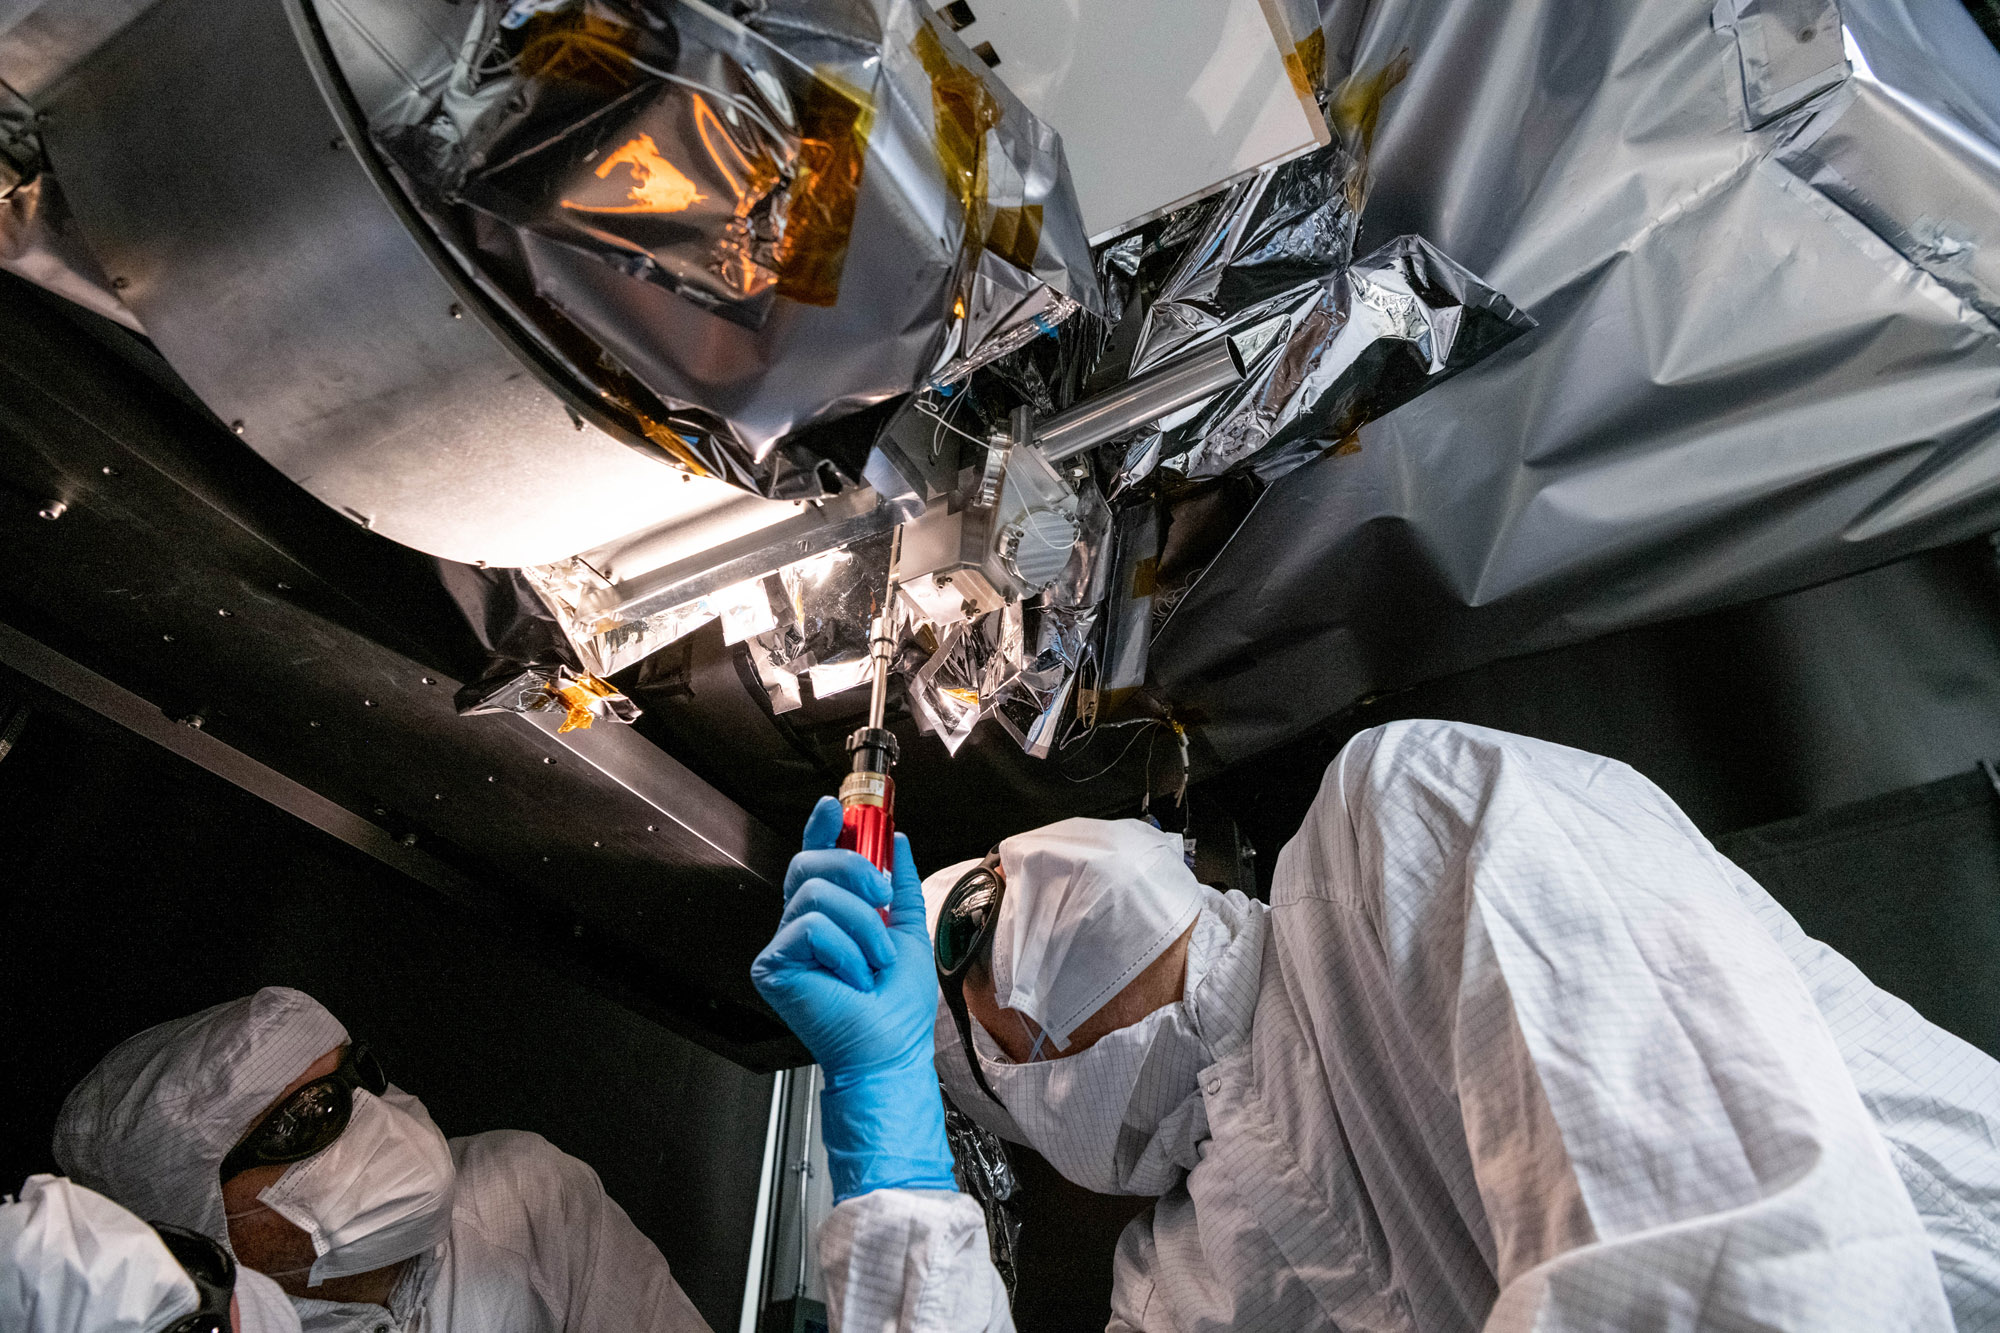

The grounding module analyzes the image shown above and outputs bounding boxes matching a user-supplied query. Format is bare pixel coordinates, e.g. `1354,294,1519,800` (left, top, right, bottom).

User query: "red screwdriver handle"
837,771,895,924
836,771,895,873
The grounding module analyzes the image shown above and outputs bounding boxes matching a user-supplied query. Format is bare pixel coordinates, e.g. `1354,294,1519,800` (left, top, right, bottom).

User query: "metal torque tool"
837,532,902,879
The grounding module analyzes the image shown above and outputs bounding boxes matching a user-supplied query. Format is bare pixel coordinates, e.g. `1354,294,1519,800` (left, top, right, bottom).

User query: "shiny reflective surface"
1154,0,2000,765
41,0,785,568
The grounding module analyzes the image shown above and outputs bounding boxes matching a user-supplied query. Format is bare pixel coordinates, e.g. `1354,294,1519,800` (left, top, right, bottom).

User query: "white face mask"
971,889,1268,1196
255,1087,456,1286
976,998,1213,1195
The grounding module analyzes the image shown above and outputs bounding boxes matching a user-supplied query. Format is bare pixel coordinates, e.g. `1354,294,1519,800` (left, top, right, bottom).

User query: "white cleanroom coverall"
1,1172,301,1333
51,987,712,1333
829,720,2000,1331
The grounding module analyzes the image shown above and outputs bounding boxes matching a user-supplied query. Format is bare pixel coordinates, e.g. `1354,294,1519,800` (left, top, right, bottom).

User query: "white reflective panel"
948,0,1328,239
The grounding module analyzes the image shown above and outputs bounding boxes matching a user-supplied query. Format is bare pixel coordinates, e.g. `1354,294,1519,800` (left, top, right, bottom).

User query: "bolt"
276,581,292,591
309,720,321,728
161,634,175,643
420,676,435,685
101,466,119,477
229,420,245,435
433,793,443,801
646,824,657,832
448,303,463,320
37,500,65,520
486,775,497,783
542,756,555,765
542,855,551,863
186,715,205,729
592,840,602,848
363,698,376,708
110,276,129,291
400,832,418,846
216,608,233,617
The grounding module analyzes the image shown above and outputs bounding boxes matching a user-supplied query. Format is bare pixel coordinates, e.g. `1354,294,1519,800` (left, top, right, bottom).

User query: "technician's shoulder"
449,1129,608,1230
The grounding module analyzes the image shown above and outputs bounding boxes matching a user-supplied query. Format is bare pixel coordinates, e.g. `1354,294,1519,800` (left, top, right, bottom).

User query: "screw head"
186,715,205,729
110,276,130,291
542,756,555,765
420,676,435,685
363,698,376,708
37,501,65,520
229,420,245,435
400,832,418,846
101,466,119,476
486,775,497,783
592,840,602,848
433,793,443,801
216,608,232,617
161,634,175,643
276,581,292,591
448,302,464,320
646,824,657,832
308,720,321,728
329,135,345,151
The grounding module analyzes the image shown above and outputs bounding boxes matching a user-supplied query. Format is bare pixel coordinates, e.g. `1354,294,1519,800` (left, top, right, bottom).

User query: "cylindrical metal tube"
1035,338,1246,461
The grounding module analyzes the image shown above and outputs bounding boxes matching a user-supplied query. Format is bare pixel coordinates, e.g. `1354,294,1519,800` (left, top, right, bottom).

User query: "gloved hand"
752,796,958,1203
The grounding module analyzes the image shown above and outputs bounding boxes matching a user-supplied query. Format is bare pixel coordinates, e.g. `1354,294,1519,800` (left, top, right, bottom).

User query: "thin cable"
915,393,992,450
625,56,792,149
1060,718,1166,785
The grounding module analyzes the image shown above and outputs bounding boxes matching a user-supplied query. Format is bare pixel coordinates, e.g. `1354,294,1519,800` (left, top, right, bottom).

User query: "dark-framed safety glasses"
149,1221,234,1333
934,852,1006,1107
217,1041,387,1183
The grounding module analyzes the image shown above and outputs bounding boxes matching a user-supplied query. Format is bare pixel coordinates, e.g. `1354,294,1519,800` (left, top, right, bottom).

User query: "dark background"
0,696,773,1332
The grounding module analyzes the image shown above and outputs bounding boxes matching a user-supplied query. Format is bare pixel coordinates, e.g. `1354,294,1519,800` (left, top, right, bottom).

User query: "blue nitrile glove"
751,796,959,1203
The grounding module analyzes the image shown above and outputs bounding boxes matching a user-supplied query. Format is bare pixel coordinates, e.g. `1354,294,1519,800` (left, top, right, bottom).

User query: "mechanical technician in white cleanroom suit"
754,719,2000,1332
51,987,713,1333
2,1173,301,1333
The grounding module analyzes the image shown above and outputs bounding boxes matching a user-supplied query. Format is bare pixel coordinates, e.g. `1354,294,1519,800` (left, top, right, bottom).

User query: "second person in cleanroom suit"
51,987,713,1333
754,719,2000,1332
2,1172,302,1333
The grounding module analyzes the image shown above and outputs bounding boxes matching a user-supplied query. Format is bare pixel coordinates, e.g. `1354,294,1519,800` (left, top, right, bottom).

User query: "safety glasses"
150,1222,234,1333
217,1042,387,1183
935,854,1006,1107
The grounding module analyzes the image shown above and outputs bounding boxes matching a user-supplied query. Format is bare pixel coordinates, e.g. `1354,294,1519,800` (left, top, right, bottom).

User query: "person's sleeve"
819,1188,1014,1333
1278,720,1955,1332
452,1130,712,1333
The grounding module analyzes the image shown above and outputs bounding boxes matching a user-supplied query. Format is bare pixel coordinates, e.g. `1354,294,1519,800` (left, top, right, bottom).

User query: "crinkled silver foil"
906,602,1024,754
1148,0,2000,767
1099,137,1531,485
994,605,1097,758
943,1096,1020,1302
375,0,1100,500
1157,233,1535,482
